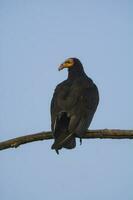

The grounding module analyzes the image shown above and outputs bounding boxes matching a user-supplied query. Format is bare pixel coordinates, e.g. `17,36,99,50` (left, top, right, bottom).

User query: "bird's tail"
51,112,76,154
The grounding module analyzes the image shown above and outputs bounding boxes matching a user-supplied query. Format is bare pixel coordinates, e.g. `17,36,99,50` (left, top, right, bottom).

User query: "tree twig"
0,129,133,151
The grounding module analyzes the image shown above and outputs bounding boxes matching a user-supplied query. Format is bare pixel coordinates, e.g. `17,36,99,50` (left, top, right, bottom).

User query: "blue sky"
0,1,132,200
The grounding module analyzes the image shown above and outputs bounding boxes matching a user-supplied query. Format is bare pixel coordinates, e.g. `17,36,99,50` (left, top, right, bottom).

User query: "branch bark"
0,129,133,151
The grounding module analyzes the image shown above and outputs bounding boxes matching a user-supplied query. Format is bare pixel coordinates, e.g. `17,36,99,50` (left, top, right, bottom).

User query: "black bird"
51,58,99,154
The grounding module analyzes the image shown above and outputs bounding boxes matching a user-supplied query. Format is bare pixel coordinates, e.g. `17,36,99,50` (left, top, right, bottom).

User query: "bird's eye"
64,59,74,66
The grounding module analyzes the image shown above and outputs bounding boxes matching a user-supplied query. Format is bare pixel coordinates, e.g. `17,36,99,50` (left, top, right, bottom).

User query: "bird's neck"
68,67,86,80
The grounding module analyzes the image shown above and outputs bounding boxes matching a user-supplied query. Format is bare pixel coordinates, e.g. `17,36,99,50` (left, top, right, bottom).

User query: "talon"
55,149,59,154
80,138,82,145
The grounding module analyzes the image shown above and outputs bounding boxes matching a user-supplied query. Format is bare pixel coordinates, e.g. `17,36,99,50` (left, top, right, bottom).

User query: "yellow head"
58,58,74,71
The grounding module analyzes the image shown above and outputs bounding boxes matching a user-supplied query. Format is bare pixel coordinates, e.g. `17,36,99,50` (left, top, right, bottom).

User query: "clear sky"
0,0,132,200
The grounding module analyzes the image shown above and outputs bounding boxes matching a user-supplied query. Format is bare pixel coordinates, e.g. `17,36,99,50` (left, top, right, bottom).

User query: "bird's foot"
55,149,59,155
79,138,82,145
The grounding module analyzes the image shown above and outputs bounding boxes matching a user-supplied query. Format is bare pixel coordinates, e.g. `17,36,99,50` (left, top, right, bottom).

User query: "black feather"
50,58,99,153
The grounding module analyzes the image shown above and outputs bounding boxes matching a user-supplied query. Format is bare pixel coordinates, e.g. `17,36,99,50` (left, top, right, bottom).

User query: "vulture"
51,58,99,154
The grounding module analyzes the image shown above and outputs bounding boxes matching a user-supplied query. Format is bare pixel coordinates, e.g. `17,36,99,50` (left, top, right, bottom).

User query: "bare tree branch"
0,129,133,151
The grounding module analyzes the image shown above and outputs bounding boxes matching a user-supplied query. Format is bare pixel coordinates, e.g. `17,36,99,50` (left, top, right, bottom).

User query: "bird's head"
58,58,86,79
58,58,83,71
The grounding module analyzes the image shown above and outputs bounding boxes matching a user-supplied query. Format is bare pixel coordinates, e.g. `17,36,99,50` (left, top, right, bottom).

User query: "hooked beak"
58,63,64,71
